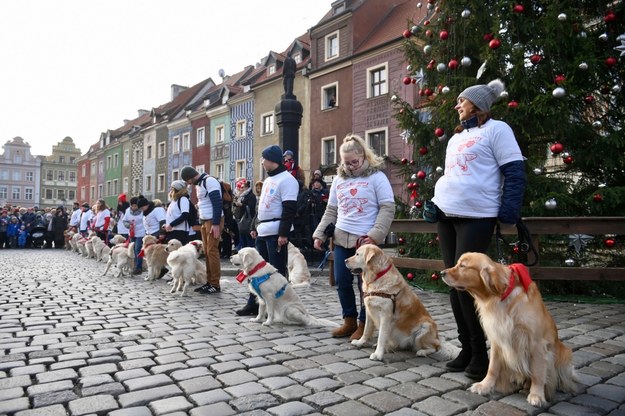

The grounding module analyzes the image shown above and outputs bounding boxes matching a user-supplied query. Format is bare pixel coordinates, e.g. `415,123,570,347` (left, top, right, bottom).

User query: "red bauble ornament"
605,57,617,67
584,95,594,104
407,182,415,190
399,108,404,114
434,127,444,137
409,159,416,165
406,273,414,281
411,78,417,84
530,54,542,65
423,20,430,26
550,142,564,154
398,237,405,244
508,100,519,109
489,39,502,49
419,146,428,155
554,74,566,85
593,193,603,202
403,29,412,38
439,30,449,40
513,245,520,254
418,88,425,96
425,29,433,38
604,11,616,23
403,76,412,85
448,59,459,70
415,201,423,208
424,88,433,96
431,273,439,281
604,238,616,248
427,60,436,70
563,155,573,164
401,158,408,165
483,33,494,42
417,170,426,180
513,4,524,13
398,248,406,255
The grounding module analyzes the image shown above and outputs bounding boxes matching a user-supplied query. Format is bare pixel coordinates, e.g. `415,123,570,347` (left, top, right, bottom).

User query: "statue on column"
282,52,296,99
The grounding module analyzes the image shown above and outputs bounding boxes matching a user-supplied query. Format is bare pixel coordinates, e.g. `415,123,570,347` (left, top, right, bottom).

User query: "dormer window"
293,53,302,64
325,31,339,61
268,64,276,75
333,2,345,15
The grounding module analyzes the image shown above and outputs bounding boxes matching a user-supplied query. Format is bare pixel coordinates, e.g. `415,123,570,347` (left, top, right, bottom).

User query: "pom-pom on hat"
180,166,199,181
458,79,506,112
262,145,284,164
170,180,187,191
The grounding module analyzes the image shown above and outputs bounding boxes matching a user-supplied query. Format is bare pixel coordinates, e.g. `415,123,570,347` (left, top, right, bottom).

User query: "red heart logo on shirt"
350,189,357,196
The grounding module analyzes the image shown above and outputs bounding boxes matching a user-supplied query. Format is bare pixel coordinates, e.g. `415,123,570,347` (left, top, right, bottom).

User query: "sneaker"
132,269,143,275
236,303,259,316
195,283,221,294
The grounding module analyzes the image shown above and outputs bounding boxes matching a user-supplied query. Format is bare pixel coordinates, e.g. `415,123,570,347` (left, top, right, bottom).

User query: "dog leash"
496,221,539,266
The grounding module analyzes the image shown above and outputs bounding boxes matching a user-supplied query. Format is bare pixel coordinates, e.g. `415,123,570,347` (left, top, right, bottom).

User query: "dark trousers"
166,230,190,245
437,214,496,353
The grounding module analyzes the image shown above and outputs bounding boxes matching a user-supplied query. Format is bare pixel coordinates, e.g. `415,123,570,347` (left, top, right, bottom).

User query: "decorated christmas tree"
392,0,624,293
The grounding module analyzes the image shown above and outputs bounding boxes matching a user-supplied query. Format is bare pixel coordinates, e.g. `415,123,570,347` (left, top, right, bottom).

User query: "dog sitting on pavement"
287,242,311,288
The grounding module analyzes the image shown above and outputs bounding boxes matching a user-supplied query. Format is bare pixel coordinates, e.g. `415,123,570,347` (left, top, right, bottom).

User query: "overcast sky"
0,0,330,157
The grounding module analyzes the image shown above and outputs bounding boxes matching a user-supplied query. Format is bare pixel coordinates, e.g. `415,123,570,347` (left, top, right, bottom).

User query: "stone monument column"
276,52,303,160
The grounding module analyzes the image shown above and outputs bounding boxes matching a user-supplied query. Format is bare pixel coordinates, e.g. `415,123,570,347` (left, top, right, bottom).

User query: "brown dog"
441,252,577,407
141,235,169,281
346,244,451,361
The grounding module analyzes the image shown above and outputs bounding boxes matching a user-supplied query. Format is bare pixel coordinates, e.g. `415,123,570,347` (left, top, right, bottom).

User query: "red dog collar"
236,260,267,283
501,263,532,301
373,263,393,281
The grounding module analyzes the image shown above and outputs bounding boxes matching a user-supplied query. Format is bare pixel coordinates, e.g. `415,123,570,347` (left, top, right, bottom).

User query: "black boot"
450,288,489,379
236,303,259,316
447,289,472,372
464,350,489,380
446,348,472,372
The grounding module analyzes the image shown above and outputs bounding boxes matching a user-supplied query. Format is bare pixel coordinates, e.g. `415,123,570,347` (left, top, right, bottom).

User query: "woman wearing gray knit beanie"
432,79,527,380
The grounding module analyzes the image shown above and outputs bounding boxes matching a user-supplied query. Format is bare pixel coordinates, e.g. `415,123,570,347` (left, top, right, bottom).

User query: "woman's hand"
313,238,324,251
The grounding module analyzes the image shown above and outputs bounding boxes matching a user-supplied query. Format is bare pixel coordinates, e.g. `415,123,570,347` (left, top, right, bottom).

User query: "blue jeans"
244,234,287,306
134,236,143,271
333,245,365,322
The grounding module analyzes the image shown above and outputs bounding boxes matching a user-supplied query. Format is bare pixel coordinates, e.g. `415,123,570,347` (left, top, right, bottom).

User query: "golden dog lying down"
441,252,577,407
345,244,455,361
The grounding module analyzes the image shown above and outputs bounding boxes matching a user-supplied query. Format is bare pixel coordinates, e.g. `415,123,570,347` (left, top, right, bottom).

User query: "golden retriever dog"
287,242,311,288
103,242,135,278
230,247,338,327
109,234,127,246
85,233,97,259
68,231,80,253
345,244,451,361
92,236,110,262
166,240,204,296
64,230,74,251
141,235,170,282
76,235,88,257
440,252,577,407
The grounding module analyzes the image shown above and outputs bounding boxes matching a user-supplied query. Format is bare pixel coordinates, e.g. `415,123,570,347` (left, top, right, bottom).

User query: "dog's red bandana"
236,260,267,283
373,263,393,281
500,263,532,301
138,242,155,258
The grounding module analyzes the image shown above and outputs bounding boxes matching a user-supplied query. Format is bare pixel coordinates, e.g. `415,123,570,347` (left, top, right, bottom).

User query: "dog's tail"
433,340,461,360
127,242,135,259
290,282,311,289
304,316,340,328
103,256,113,276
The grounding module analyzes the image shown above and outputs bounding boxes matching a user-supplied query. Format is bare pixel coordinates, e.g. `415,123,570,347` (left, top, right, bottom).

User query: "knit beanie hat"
180,166,199,181
136,197,150,208
458,79,505,112
118,193,127,202
170,180,187,191
262,145,283,164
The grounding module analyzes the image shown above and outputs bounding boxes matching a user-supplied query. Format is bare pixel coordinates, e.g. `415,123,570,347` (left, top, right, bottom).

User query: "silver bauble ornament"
438,134,447,142
416,2,422,7
578,31,587,38
500,91,509,99
545,198,557,210
557,13,567,21
578,62,588,70
613,85,622,93
436,63,447,72
592,120,602,128
599,33,609,42
436,166,443,174
406,65,412,72
552,87,566,98
391,94,398,102
424,45,432,54
564,258,575,267
411,174,417,180
427,2,434,9
533,168,542,175
441,86,450,94
461,9,471,18
561,152,571,159
461,56,472,67
411,25,419,35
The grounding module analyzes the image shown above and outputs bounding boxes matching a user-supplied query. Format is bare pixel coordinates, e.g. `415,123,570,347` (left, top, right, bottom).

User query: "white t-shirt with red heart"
329,171,394,237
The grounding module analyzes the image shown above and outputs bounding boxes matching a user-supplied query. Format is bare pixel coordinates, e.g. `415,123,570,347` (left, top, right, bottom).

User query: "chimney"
123,119,131,125
171,84,188,100
138,109,149,117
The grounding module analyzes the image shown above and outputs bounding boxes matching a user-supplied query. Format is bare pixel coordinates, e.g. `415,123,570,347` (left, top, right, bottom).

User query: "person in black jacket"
233,179,257,250
51,206,68,249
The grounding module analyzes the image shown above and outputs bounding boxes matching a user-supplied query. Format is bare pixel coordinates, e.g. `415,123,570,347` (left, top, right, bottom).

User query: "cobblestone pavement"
1,249,624,416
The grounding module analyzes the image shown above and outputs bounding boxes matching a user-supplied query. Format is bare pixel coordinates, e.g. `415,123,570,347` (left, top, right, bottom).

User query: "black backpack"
177,196,199,228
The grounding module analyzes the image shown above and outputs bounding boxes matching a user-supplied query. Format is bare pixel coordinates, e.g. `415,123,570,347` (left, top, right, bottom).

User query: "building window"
322,83,338,110
325,31,339,61
0,170,7,180
45,189,53,199
367,129,387,157
26,171,34,182
0,186,8,199
368,63,388,98
268,64,276,75
157,174,165,192
12,171,20,181
12,187,20,200
197,127,205,146
322,137,336,165
113,154,119,168
80,187,86,201
134,149,140,163
58,171,65,181
158,142,166,158
182,133,190,151
293,53,302,64
90,186,95,200
172,170,179,181
68,190,75,201
47,170,54,181
70,157,75,163
235,160,246,179
124,150,130,166
147,145,153,159
133,178,140,195
236,120,246,138
98,185,103,199
215,125,225,143
106,181,111,197
215,163,224,181
25,188,33,201
106,156,112,169
196,164,205,174
58,189,65,201
59,156,65,163
145,175,152,193
172,136,180,154
261,112,274,135
113,179,118,196
123,178,128,193
82,164,86,177
99,161,104,174
69,172,76,182
91,162,96,174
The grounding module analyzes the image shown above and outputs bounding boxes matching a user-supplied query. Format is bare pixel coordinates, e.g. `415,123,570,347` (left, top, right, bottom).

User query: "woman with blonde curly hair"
312,133,394,340
164,180,192,245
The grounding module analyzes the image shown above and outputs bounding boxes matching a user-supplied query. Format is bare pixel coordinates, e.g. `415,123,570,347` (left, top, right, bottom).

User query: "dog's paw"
369,352,384,361
526,393,547,407
470,381,494,396
250,317,262,323
351,339,365,347
262,320,273,326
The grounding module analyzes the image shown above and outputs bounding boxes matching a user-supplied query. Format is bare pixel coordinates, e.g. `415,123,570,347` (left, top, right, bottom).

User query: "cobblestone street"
1,249,624,416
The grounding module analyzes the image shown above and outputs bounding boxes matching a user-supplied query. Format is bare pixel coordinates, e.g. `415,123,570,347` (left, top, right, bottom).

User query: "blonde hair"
168,187,189,201
339,133,385,169
96,199,106,212
153,199,163,207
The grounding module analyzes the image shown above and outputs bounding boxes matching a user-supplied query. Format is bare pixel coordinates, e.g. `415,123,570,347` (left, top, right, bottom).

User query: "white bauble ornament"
461,56,472,67
552,87,566,98
411,174,417,180
561,152,570,159
461,9,471,18
411,25,419,35
416,2,422,7
578,31,587,38
613,85,622,93
438,134,447,142
407,65,412,72
578,62,588,70
599,33,609,42
427,2,434,9
391,94,398,102
436,63,447,72
557,13,567,21
423,45,432,54
592,120,602,128
564,258,575,267
533,168,542,175
500,90,509,99
436,166,443,174
441,86,450,94
545,198,557,210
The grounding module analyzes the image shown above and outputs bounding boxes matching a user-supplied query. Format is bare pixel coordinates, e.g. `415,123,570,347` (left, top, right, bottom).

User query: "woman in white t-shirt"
92,199,111,243
313,134,395,341
137,197,166,237
164,180,192,245
123,196,147,275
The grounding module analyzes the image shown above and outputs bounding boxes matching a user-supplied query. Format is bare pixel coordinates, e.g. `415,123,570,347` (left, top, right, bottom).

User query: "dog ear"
479,260,507,295
364,246,378,266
